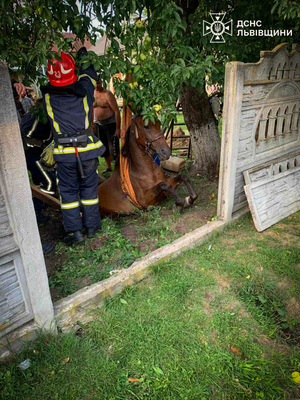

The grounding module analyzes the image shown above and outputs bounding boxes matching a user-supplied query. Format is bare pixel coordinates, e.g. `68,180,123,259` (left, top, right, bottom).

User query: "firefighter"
41,48,105,246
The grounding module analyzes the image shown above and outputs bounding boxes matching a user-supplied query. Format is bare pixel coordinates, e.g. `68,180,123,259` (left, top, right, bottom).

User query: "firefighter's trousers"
56,159,101,232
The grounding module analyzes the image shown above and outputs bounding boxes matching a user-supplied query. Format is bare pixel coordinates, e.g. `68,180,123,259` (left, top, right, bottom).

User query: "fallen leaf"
62,357,70,364
33,350,39,354
211,193,215,198
258,264,263,272
227,344,241,356
294,376,300,384
276,232,280,236
246,275,251,279
128,377,140,383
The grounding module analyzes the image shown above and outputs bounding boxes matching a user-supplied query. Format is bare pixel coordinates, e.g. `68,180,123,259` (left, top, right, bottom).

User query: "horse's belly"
98,174,135,215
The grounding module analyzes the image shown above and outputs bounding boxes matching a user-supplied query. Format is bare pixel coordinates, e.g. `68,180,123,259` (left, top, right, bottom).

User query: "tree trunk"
181,83,221,177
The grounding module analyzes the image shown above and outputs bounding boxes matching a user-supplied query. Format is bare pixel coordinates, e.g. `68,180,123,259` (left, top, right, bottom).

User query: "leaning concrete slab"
244,153,300,231
54,219,228,332
0,63,55,361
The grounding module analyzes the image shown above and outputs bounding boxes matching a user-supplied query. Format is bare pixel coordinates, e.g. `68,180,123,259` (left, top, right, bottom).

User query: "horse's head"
133,115,171,161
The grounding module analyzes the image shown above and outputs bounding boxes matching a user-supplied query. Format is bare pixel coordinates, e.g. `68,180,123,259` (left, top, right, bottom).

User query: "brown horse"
98,115,197,215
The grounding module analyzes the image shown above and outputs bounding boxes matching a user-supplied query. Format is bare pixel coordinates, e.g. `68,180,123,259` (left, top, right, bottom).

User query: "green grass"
175,113,187,131
48,207,183,299
174,113,222,138
48,157,217,299
2,211,300,399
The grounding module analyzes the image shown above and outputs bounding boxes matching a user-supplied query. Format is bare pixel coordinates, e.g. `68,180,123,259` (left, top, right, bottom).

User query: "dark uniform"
20,112,55,193
41,57,105,236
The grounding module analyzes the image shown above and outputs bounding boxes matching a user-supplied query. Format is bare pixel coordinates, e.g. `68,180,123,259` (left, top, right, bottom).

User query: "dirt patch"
286,297,300,319
219,232,251,247
39,208,65,245
226,299,250,318
138,239,157,253
172,208,211,235
90,235,109,251
215,275,231,292
120,224,137,242
73,276,93,289
253,336,290,356
262,229,300,247
44,251,68,277
202,290,216,316
277,276,290,290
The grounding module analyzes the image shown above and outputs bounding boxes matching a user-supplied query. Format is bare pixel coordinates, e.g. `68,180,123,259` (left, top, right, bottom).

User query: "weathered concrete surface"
218,43,300,220
0,323,38,361
54,219,226,332
244,162,300,231
0,63,55,360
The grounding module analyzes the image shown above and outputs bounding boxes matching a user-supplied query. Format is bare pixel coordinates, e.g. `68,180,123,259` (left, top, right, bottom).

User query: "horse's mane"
121,125,132,159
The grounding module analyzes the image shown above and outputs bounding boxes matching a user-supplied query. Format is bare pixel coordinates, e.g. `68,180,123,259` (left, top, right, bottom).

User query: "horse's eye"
144,126,150,129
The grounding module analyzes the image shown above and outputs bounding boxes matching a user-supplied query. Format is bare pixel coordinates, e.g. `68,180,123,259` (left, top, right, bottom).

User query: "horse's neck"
128,130,155,170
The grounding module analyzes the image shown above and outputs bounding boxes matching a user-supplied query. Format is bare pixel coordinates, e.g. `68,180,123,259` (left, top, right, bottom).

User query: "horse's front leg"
167,174,198,208
147,181,186,209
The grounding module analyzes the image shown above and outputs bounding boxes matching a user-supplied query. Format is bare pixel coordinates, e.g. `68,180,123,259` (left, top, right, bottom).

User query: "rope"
119,99,144,209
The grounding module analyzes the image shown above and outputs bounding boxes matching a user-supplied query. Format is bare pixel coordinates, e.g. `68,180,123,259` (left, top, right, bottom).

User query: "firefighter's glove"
40,141,55,168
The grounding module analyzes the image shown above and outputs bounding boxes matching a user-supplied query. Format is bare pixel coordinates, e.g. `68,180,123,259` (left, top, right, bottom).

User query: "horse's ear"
154,120,161,130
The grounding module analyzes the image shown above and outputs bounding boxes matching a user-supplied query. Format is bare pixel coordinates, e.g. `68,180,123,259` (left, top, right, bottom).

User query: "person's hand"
115,128,121,138
13,83,26,97
13,83,34,97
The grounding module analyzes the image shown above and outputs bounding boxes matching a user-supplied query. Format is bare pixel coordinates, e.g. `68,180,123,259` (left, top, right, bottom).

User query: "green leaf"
120,298,128,305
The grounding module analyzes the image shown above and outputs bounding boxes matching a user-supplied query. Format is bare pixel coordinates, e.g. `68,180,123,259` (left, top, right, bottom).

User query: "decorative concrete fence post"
218,43,300,221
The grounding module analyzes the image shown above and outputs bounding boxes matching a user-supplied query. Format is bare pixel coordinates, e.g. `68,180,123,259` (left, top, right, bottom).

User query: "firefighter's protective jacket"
41,65,105,163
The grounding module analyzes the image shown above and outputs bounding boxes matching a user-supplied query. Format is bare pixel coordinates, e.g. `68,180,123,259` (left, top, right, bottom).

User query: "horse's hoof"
183,196,196,208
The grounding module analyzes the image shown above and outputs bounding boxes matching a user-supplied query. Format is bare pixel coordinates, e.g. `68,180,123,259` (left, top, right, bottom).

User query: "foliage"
83,0,299,125
272,0,300,31
0,0,98,83
1,0,299,126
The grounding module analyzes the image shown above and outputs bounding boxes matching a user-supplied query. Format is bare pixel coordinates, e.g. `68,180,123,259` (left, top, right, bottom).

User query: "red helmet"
47,51,77,87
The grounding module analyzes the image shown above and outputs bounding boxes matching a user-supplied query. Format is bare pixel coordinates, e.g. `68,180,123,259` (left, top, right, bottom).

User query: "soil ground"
40,165,218,301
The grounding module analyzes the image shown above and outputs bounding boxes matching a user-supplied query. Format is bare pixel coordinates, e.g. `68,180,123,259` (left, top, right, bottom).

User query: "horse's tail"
121,125,131,158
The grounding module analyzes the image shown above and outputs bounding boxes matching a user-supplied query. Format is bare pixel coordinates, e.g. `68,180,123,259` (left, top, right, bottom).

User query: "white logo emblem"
203,13,233,43
48,65,54,75
61,65,72,74
54,71,61,79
